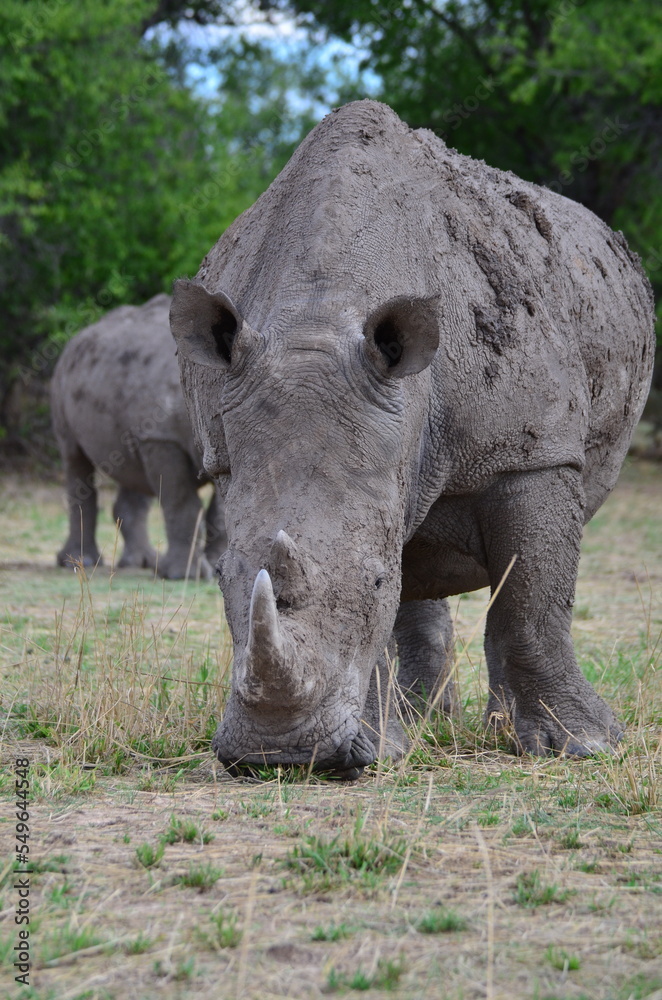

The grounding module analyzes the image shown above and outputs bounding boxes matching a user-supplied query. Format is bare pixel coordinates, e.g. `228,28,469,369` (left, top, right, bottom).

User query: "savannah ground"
0,462,661,1000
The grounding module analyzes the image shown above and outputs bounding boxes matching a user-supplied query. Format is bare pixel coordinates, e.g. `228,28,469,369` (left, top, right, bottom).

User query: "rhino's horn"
239,570,298,705
269,530,298,579
248,569,282,664
272,529,297,561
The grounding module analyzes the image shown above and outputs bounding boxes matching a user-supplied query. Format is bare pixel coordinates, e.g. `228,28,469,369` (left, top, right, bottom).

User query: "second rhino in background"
51,293,226,579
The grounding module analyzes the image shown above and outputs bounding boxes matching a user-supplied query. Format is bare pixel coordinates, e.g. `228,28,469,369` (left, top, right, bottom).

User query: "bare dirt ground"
1,462,661,1000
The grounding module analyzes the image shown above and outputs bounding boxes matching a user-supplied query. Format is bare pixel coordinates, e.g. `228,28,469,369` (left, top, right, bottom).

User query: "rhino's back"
404,124,655,516
197,100,655,518
52,294,195,476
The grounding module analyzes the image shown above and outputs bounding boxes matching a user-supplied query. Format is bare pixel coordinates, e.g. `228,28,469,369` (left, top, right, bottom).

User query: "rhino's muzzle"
212,725,376,781
320,729,376,780
214,560,378,779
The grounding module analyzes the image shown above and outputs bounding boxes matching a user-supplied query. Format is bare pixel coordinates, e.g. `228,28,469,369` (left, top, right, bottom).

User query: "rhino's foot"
118,546,157,570
57,549,102,570
157,553,214,581
361,713,409,763
486,685,623,757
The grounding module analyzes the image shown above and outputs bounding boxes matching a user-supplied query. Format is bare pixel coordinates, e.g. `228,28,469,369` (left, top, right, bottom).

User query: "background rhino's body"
172,101,654,772
52,294,226,577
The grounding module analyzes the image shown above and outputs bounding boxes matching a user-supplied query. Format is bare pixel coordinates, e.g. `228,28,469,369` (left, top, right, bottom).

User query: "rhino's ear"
170,279,249,368
362,296,439,378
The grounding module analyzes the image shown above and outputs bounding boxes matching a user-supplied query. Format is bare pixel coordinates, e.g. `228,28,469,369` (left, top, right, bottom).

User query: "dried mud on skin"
4,768,661,1000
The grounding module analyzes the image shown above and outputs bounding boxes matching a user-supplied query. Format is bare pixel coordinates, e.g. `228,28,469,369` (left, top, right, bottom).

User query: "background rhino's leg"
479,466,622,756
203,486,227,570
138,440,211,580
361,638,408,761
56,446,102,569
112,487,156,569
394,598,457,720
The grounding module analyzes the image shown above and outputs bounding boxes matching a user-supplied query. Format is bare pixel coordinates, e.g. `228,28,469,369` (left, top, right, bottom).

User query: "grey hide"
170,100,655,777
51,293,226,578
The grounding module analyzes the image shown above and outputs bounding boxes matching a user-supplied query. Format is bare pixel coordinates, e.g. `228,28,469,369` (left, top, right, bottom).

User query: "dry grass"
0,461,661,1000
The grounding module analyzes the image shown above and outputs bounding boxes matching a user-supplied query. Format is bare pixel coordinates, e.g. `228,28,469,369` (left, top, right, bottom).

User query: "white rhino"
51,294,226,578
170,101,654,776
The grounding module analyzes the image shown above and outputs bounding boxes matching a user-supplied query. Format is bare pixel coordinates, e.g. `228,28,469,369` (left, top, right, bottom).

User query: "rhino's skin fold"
170,100,655,775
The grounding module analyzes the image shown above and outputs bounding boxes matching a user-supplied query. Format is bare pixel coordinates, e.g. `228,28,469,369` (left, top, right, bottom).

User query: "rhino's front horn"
248,568,282,664
237,570,310,708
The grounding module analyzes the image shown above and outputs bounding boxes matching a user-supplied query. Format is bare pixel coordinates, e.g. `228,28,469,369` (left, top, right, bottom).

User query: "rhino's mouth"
212,729,376,782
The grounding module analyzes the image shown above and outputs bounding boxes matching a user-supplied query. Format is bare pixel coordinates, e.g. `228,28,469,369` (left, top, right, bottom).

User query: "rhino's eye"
363,557,387,591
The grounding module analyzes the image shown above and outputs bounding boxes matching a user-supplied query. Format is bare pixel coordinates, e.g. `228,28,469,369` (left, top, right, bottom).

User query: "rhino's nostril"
348,730,377,767
319,730,376,776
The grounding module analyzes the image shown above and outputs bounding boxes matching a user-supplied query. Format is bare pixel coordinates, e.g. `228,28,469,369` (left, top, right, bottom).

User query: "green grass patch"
416,908,467,933
174,861,224,892
135,841,164,869
326,957,405,992
312,922,354,942
162,814,213,845
545,945,581,971
197,909,242,949
283,814,407,892
513,871,573,908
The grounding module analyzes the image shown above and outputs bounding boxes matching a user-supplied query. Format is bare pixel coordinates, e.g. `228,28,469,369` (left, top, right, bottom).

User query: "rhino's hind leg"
139,441,211,580
394,598,457,720
479,466,623,756
113,487,157,569
57,446,102,569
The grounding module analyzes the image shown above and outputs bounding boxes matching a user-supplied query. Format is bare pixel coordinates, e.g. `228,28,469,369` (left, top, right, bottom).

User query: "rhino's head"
171,280,438,777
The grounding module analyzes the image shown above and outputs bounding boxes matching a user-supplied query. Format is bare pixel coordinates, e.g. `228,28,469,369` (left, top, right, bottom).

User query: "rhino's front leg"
394,598,457,719
479,466,622,756
113,487,157,569
57,446,102,569
203,485,228,570
138,441,211,580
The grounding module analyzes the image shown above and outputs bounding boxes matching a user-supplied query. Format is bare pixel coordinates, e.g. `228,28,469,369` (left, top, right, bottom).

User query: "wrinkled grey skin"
51,294,226,579
170,101,655,776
